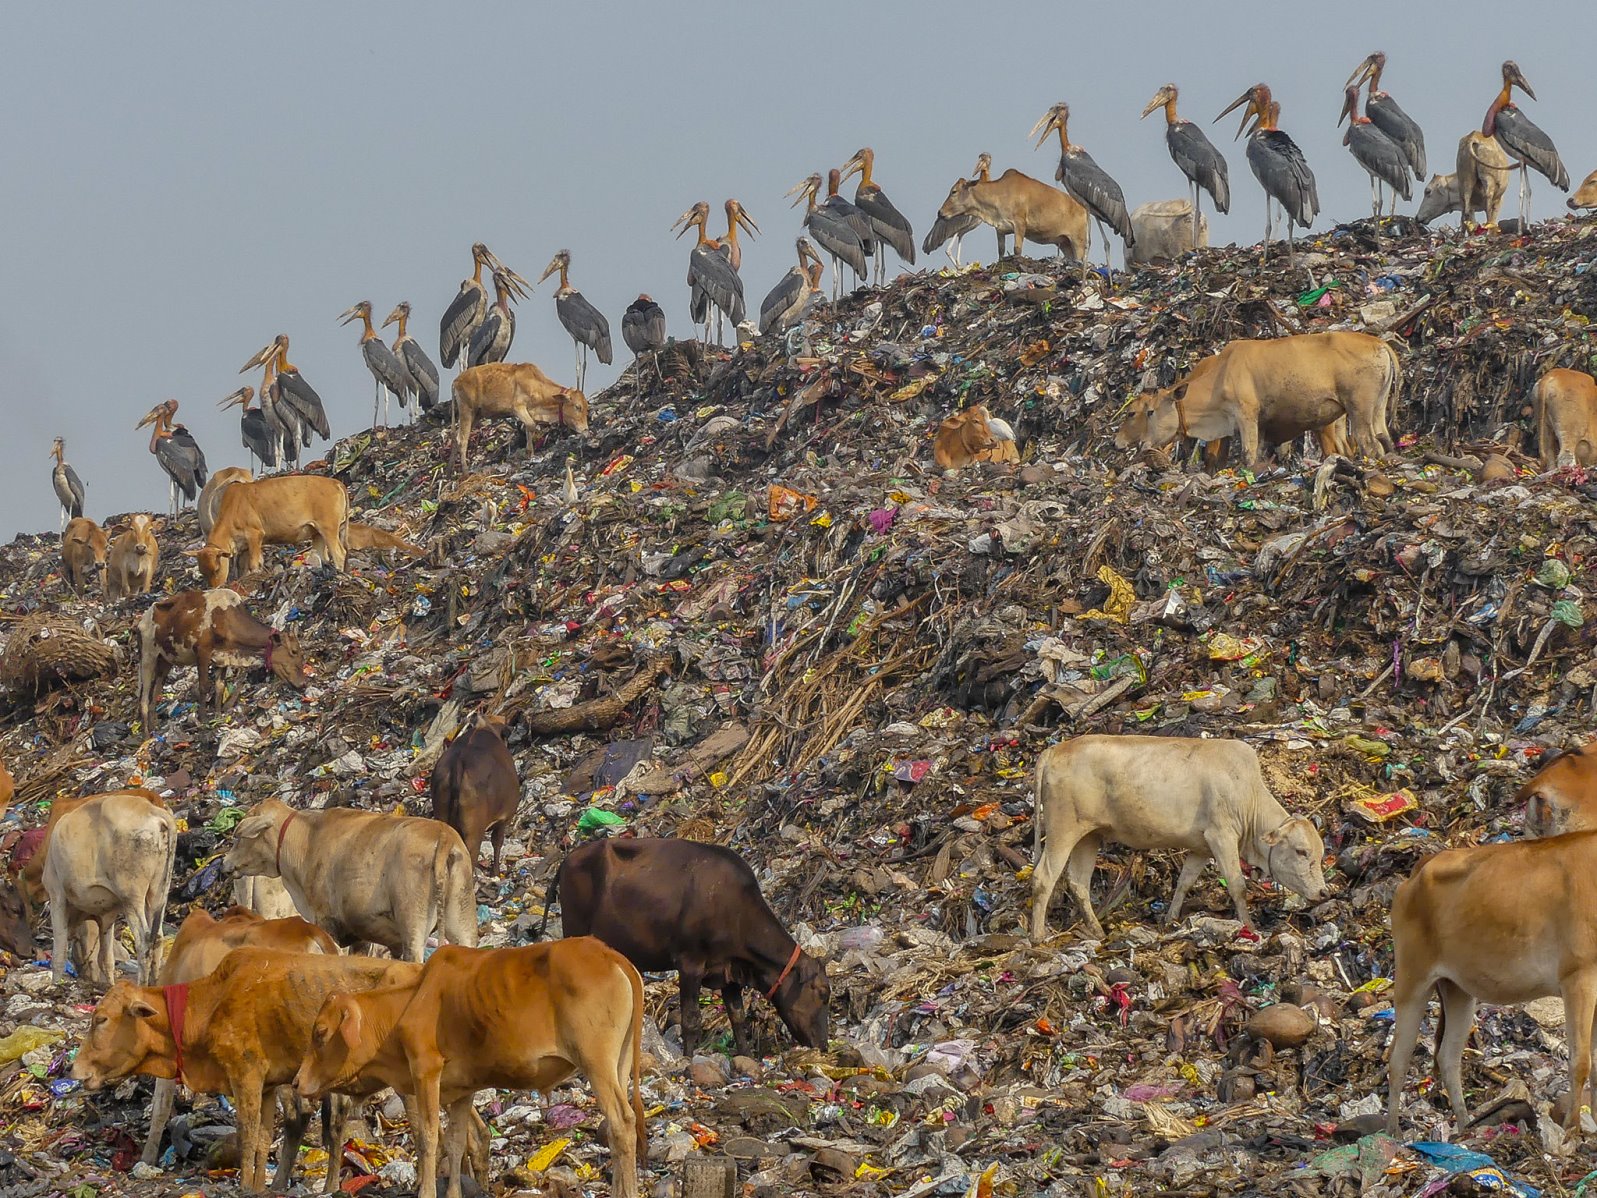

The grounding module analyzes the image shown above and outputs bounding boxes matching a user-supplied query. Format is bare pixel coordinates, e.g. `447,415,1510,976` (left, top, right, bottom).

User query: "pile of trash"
0,217,1594,1196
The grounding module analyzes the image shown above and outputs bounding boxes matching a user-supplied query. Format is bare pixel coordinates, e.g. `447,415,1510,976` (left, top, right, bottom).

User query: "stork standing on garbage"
1215,83,1319,265
1031,102,1135,270
1141,84,1229,251
1345,52,1427,214
50,438,85,531
1483,60,1569,227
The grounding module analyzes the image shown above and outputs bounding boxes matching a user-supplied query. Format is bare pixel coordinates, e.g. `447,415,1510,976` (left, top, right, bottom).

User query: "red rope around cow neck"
765,943,802,1002
163,983,189,1085
274,811,297,876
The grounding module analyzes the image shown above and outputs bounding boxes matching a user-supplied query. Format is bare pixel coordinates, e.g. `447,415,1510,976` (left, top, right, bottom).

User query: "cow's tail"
624,958,646,1154
436,834,478,948
531,857,564,942
1379,339,1403,446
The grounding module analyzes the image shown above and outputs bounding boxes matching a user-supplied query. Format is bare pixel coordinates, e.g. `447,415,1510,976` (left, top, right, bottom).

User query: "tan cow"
142,907,338,1172
1387,831,1597,1135
61,517,109,595
345,521,423,561
1414,133,1512,229
931,170,1089,261
1115,332,1399,466
107,513,160,599
232,874,299,921
1516,743,1597,838
1031,735,1327,940
193,475,349,587
43,789,177,987
933,405,1018,473
452,362,589,473
137,589,309,731
197,466,252,537
15,788,167,927
1533,368,1597,470
1571,169,1597,212
225,798,478,960
72,947,423,1193
294,939,646,1198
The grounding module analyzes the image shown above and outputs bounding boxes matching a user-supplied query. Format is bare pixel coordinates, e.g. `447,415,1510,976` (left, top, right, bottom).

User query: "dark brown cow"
430,714,520,874
540,836,829,1056
1517,743,1597,838
137,589,308,731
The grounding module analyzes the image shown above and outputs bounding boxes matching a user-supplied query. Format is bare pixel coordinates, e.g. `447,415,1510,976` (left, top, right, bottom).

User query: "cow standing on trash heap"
1030,735,1328,940
192,474,349,587
430,712,520,875
60,517,109,595
928,168,1090,262
539,836,830,1057
1532,367,1597,470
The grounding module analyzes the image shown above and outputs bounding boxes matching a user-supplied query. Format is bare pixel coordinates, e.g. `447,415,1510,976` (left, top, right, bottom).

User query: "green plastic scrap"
1534,559,1572,589
1552,599,1584,628
576,807,627,834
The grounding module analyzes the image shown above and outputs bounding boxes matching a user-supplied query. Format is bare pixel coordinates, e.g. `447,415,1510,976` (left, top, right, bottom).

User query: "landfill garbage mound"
0,218,1595,1196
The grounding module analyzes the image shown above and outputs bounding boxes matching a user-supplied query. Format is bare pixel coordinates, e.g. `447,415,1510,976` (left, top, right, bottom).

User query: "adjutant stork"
50,438,84,530
921,153,991,267
841,147,915,284
759,238,825,336
786,173,867,301
137,400,208,515
383,302,439,413
1339,84,1411,218
1483,60,1569,226
672,202,747,345
822,169,876,287
439,243,501,369
1141,84,1229,248
621,295,667,392
240,343,298,470
1345,52,1427,205
339,300,412,428
1215,84,1319,265
245,335,330,449
1031,102,1135,269
538,249,611,391
218,386,279,474
468,266,533,368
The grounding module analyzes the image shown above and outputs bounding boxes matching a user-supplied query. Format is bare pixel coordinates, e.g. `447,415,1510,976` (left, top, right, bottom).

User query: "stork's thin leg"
1191,182,1200,250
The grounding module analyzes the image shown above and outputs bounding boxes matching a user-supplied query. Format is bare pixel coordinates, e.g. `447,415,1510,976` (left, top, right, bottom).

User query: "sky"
2,3,1591,539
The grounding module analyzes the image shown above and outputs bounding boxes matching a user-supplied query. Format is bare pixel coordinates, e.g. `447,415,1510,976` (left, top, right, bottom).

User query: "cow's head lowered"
771,951,831,1049
72,982,173,1088
1258,818,1328,904
225,799,294,879
294,990,376,1100
264,628,310,690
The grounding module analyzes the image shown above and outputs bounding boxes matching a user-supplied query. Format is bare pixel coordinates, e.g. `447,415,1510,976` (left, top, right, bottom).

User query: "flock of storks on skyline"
47,55,1576,531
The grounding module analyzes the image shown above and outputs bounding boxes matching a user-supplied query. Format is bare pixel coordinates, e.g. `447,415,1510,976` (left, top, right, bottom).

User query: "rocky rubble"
0,217,1593,1196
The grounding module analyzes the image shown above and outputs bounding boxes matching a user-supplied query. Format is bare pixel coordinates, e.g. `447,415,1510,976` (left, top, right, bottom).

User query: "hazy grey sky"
3,3,1591,538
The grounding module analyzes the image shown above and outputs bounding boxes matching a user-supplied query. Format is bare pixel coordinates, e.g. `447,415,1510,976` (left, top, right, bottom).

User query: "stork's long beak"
1028,111,1057,145
735,206,760,237
538,257,562,284
670,208,699,238
381,305,404,328
840,151,863,182
783,177,813,205
1215,88,1253,123
1512,66,1536,100
1139,88,1169,120
218,387,250,411
1338,89,1355,128
1344,55,1376,89
135,404,165,430
337,304,364,326
505,269,533,300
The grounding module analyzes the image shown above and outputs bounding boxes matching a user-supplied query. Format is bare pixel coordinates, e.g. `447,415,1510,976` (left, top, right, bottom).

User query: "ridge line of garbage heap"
0,217,1593,1197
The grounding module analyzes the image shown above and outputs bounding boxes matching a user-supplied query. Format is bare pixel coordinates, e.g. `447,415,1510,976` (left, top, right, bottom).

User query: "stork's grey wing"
439,284,484,368
1495,107,1570,190
854,186,916,263
400,340,439,409
1167,121,1230,214
1366,93,1426,179
1060,149,1134,242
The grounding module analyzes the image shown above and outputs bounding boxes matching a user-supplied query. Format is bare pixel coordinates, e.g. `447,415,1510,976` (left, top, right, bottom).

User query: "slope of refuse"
0,217,1593,1196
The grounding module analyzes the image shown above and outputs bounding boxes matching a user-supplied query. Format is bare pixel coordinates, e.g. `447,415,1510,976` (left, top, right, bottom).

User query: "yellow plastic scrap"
890,373,938,402
967,1163,999,1198
856,1161,892,1180
0,1027,62,1063
524,1136,572,1173
1080,566,1135,624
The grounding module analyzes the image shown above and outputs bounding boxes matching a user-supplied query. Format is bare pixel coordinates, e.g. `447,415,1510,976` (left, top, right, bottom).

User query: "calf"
225,798,477,960
933,405,1017,473
61,517,109,595
72,947,421,1193
16,788,168,928
1516,743,1597,837
430,714,520,874
194,474,349,587
137,589,309,731
294,939,645,1198
1388,831,1597,1134
107,513,160,600
1533,367,1597,470
345,521,423,562
143,907,338,1173
197,466,252,537
452,361,590,473
43,789,178,986
1031,734,1327,939
541,836,829,1056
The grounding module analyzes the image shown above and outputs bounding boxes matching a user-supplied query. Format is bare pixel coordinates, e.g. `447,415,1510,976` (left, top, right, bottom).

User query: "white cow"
1127,200,1209,264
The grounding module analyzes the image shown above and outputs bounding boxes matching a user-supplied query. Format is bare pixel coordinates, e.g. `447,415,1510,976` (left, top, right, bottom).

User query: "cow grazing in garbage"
193,474,350,586
1532,367,1597,470
451,361,589,473
930,169,1089,261
106,513,160,600
141,907,339,1174
430,713,520,874
1517,742,1597,837
72,947,423,1193
1030,734,1328,940
293,939,646,1198
137,589,309,731
539,836,830,1057
1127,200,1208,264
197,466,252,537
61,517,109,595
1387,830,1597,1136
1571,169,1597,212
225,798,478,961
1415,133,1512,228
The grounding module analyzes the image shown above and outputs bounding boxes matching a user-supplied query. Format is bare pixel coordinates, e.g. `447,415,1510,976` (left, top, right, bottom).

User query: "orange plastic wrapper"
768,485,819,522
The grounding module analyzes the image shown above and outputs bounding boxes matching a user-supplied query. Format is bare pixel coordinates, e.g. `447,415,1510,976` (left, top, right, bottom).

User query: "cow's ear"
129,999,159,1020
1171,384,1188,402
1260,824,1286,846
338,1002,362,1051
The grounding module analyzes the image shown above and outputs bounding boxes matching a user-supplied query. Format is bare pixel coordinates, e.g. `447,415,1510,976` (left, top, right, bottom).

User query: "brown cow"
930,170,1089,260
452,361,589,473
1516,744,1597,838
142,907,338,1173
933,406,1017,473
541,837,830,1057
430,714,519,874
107,513,161,600
62,517,109,595
294,939,646,1198
225,798,478,960
197,466,252,537
1388,830,1597,1135
1533,368,1597,470
43,789,177,987
1116,332,1400,466
137,589,309,731
345,521,423,561
72,947,423,1193
193,474,350,587
1572,169,1597,212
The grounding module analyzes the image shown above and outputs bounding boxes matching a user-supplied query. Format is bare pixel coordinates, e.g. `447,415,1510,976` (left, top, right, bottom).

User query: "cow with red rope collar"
537,835,830,1056
137,588,308,732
